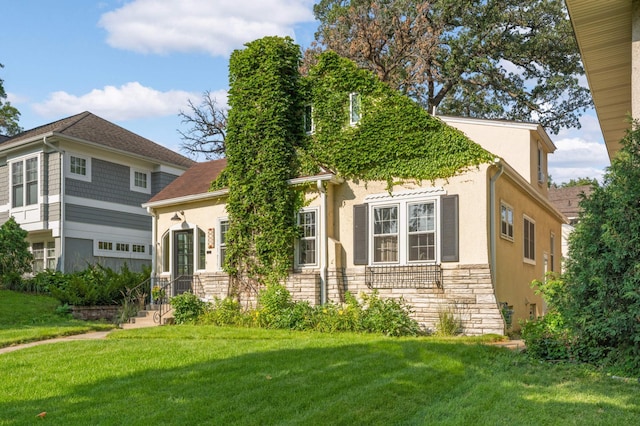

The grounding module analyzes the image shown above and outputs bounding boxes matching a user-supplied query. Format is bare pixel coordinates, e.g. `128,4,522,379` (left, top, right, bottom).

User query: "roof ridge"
53,111,92,134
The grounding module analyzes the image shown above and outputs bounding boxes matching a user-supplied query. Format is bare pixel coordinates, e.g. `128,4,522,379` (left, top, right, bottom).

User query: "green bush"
313,293,362,333
256,284,296,329
171,292,207,324
33,264,150,306
360,291,421,337
435,306,463,336
198,297,249,326
521,312,574,361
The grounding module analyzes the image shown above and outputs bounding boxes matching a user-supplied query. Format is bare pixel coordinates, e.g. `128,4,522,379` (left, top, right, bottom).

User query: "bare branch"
178,90,227,160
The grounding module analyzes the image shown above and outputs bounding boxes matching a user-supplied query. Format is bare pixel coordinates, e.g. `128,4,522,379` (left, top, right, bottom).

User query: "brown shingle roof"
147,159,227,203
548,185,593,219
4,111,194,168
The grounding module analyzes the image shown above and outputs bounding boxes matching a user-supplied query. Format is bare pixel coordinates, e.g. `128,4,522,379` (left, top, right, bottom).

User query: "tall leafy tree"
310,0,590,134
0,63,22,136
223,36,303,292
0,217,33,279
561,123,640,374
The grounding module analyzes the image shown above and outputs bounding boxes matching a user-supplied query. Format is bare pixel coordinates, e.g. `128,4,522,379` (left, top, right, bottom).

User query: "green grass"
1,291,638,424
0,290,115,348
0,325,638,425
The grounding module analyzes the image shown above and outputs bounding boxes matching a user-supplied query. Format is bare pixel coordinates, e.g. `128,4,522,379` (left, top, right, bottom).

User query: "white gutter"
147,206,157,278
489,159,503,287
317,179,328,305
43,136,65,272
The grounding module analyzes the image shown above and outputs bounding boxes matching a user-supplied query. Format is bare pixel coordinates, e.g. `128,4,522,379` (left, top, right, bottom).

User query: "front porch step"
121,306,174,329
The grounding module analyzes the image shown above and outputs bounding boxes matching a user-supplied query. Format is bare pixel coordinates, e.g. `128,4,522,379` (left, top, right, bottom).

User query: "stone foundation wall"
71,305,119,321
326,264,504,335
194,264,504,335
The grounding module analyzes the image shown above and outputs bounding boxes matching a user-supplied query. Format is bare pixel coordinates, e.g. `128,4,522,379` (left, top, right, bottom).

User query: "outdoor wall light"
171,211,185,221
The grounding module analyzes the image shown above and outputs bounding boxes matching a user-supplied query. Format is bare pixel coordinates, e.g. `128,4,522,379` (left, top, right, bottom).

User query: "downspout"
43,136,65,272
489,158,503,287
147,206,157,283
317,179,328,305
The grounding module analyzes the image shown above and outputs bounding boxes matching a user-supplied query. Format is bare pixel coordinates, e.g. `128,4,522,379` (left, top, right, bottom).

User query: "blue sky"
2,0,609,184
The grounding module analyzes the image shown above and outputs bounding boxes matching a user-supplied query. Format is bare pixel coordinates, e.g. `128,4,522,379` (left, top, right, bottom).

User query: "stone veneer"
195,263,505,336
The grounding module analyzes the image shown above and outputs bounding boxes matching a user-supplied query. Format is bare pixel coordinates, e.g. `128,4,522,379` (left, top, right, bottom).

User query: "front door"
173,230,194,295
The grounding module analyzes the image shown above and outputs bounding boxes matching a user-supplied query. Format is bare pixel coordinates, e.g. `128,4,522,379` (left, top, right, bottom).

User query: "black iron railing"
365,264,442,289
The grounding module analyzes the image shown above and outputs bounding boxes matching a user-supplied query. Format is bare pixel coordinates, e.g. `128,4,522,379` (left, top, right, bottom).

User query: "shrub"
521,312,574,361
198,297,250,326
171,292,207,324
256,284,296,329
360,291,421,337
435,306,463,336
313,294,362,333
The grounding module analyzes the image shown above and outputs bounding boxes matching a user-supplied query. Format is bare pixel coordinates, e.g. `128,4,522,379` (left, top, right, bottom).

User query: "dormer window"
304,104,314,134
349,92,361,125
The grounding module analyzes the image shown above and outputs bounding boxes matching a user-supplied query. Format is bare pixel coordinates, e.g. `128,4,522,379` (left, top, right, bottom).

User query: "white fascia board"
142,189,229,210
439,115,556,153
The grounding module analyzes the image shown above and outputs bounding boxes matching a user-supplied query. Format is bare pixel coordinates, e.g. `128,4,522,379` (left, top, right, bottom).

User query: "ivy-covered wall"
216,37,494,288
301,51,495,188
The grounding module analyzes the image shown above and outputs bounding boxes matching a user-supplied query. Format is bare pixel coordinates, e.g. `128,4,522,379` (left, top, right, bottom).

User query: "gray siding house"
0,111,194,272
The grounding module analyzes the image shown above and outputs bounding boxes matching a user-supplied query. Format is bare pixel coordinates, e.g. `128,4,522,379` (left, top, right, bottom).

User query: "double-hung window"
500,203,514,240
349,92,361,125
219,219,229,270
297,210,317,266
373,205,399,263
408,202,436,262
304,104,314,134
12,157,38,208
524,216,536,263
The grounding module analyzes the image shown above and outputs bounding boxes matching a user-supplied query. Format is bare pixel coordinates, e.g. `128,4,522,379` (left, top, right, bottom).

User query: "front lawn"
0,290,115,348
0,326,638,424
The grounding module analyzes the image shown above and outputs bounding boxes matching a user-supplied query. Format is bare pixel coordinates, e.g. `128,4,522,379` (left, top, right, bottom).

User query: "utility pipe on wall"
43,136,66,272
317,179,328,305
489,158,503,288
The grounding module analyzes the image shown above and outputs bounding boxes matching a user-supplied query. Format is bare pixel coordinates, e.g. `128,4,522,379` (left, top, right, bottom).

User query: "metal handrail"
152,275,194,324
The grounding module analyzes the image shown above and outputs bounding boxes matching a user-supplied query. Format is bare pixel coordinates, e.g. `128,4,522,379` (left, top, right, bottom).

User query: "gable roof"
146,159,228,204
2,111,194,168
548,185,593,220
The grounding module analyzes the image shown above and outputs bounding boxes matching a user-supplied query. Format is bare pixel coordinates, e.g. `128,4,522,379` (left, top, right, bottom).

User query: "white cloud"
5,92,27,104
32,82,203,121
549,136,609,184
98,0,315,56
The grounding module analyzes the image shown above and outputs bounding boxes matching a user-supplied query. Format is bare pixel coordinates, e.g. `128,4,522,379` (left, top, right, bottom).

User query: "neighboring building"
0,111,194,273
548,185,593,259
565,0,634,160
143,115,564,335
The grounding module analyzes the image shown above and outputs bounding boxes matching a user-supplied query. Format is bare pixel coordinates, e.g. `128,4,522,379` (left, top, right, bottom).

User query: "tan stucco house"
143,114,563,335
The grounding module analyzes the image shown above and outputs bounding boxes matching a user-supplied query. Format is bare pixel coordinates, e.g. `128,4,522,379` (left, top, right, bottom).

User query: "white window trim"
94,239,151,259
367,196,441,266
537,143,545,184
304,104,315,134
67,153,92,182
349,92,361,126
218,218,229,272
500,201,514,242
295,207,319,268
130,168,151,194
523,214,536,265
9,154,40,211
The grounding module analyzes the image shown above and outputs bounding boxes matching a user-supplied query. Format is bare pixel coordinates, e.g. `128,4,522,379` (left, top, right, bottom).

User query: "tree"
310,0,591,134
559,177,599,188
223,36,303,292
0,217,33,282
0,63,23,136
178,90,227,159
560,122,640,374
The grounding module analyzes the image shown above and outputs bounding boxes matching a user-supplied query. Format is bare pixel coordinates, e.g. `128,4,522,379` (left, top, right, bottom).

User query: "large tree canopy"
310,0,591,134
0,63,22,136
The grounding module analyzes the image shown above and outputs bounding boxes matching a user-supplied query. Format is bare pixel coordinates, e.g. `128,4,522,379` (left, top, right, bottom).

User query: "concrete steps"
121,305,174,329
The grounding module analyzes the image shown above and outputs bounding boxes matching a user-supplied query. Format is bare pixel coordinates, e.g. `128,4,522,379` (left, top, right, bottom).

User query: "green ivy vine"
214,39,494,289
